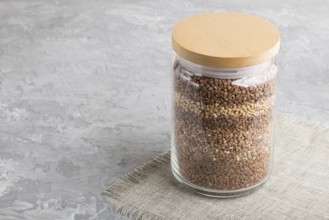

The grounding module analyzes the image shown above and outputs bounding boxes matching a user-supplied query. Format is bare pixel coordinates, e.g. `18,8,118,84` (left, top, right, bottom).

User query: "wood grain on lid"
172,12,280,68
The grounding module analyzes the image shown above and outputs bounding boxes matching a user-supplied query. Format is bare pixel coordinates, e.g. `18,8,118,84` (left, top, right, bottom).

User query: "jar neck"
176,55,274,79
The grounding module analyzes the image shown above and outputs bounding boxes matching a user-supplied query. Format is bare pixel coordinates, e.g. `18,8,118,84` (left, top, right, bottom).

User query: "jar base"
171,164,268,198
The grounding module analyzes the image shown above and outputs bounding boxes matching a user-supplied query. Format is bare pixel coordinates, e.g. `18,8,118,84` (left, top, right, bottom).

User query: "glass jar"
171,12,280,197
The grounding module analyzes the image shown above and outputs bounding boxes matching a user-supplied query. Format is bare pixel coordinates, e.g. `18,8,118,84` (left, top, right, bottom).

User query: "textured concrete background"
0,0,328,219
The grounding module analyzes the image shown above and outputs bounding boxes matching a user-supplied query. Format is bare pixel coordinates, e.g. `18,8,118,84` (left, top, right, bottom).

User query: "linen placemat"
103,115,329,219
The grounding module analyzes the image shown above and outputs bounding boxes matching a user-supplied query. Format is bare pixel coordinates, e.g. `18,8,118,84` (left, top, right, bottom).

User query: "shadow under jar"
170,12,280,197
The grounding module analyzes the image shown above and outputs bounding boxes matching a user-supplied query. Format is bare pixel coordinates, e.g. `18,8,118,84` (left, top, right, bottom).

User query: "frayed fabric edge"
102,151,170,219
276,113,329,132
110,201,165,220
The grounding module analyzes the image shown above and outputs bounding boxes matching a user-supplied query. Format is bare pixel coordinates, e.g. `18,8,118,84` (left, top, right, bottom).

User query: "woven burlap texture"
103,115,329,219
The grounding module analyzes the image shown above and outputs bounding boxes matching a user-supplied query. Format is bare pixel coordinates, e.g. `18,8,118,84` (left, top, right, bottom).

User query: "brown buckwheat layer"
172,61,276,190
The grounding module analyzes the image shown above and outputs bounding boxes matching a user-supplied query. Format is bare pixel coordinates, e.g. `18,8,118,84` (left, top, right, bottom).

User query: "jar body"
171,56,277,197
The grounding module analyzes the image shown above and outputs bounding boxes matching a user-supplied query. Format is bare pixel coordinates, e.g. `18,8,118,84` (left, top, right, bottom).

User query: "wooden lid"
172,12,280,68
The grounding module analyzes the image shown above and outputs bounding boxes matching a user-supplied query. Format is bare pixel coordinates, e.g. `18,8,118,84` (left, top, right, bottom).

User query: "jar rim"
175,55,275,79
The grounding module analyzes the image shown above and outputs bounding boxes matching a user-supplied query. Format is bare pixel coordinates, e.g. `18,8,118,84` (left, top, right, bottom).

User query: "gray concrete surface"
0,0,328,219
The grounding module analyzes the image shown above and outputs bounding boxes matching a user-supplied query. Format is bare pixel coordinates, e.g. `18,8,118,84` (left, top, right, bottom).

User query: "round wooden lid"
172,12,280,68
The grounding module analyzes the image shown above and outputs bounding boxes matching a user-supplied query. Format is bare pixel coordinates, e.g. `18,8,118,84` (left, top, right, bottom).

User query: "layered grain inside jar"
172,59,276,190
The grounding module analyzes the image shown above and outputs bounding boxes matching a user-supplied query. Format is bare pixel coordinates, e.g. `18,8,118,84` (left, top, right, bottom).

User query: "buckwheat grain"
173,61,275,190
